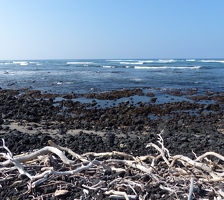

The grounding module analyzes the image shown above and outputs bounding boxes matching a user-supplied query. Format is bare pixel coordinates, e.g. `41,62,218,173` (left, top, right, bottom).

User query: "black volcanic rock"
0,88,224,199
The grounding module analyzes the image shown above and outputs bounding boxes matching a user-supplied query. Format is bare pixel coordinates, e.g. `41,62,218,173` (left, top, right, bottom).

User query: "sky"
0,0,224,60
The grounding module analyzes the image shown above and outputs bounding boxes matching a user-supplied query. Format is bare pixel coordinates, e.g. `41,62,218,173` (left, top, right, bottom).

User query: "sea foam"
158,59,176,63
120,61,144,65
201,60,224,63
102,66,115,68
67,62,94,65
13,61,29,66
134,66,201,69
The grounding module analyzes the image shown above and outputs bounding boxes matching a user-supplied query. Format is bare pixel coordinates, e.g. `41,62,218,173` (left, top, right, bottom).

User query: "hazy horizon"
1,58,224,61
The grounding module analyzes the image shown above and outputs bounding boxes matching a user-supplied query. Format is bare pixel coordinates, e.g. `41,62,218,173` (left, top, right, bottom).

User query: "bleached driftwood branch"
0,139,110,185
188,177,194,200
171,155,220,180
48,140,88,162
195,151,224,162
105,190,137,200
1,134,224,199
146,143,170,166
1,146,75,166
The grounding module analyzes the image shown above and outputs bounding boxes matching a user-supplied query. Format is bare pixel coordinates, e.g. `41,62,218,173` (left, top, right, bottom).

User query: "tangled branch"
0,133,224,199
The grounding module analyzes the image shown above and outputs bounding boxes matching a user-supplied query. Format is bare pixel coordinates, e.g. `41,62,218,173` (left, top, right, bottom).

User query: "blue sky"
0,0,223,60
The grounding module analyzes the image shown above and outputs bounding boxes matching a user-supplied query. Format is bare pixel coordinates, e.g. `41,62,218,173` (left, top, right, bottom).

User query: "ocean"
0,59,223,97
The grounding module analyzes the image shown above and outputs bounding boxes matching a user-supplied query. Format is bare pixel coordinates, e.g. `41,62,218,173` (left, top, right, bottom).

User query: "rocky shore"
0,88,224,199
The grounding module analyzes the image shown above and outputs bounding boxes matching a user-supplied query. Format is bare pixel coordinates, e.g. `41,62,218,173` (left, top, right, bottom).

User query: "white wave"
109,59,171,64
135,66,162,69
13,61,29,66
134,66,201,69
130,78,143,82
120,61,144,65
26,61,42,65
52,81,75,85
0,62,12,65
52,81,63,85
190,66,201,69
143,60,155,63
64,81,75,84
186,59,195,61
20,62,28,66
107,59,136,62
62,81,74,85
13,61,22,64
102,65,115,68
135,66,170,69
201,59,224,63
67,61,94,65
158,59,176,63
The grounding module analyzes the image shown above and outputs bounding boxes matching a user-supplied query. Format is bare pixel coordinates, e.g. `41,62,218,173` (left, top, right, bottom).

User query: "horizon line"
1,57,224,61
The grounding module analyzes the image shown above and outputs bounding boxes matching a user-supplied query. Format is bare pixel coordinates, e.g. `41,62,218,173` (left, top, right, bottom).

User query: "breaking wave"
134,66,201,69
13,61,29,66
67,62,95,65
120,61,144,65
119,59,177,65
102,66,116,68
157,59,176,63
200,60,224,63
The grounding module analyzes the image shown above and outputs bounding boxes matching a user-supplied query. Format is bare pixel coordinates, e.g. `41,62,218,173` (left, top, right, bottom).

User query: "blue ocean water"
0,59,223,95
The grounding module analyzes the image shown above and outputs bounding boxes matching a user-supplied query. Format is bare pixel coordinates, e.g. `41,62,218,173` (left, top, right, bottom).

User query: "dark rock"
151,97,157,103
147,92,155,97
0,88,224,199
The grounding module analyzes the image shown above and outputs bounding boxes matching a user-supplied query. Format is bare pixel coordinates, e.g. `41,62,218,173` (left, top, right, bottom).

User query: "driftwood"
0,133,224,199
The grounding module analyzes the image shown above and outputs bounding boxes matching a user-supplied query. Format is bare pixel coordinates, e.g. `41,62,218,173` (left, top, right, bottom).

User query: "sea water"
0,59,223,95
